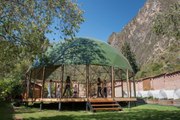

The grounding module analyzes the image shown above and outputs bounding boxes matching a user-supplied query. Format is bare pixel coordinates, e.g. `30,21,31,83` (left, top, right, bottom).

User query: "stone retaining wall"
145,99,180,106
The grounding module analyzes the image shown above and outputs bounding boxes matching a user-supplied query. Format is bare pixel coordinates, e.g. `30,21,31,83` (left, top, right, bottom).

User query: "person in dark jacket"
62,76,71,97
97,77,103,97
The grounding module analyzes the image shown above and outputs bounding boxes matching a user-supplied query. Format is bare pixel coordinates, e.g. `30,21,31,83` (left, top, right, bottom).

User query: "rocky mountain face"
108,0,180,77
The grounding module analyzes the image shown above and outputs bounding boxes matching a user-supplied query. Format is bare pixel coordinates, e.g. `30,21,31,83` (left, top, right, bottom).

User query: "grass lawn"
1,102,180,120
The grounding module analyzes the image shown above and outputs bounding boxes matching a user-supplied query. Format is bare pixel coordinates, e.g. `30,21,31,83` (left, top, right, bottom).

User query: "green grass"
132,104,180,111
1,102,180,120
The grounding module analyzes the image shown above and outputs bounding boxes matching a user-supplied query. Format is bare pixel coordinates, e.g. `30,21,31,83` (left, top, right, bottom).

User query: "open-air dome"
33,37,133,72
25,37,136,104
30,37,134,81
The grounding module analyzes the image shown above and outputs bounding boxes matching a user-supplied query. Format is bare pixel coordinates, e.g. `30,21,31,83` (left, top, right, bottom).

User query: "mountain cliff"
108,0,180,78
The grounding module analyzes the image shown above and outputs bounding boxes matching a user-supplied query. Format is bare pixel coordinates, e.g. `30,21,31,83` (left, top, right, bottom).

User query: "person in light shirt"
47,80,52,98
56,84,61,98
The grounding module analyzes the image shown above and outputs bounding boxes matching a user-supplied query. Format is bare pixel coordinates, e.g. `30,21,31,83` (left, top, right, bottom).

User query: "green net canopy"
32,37,133,72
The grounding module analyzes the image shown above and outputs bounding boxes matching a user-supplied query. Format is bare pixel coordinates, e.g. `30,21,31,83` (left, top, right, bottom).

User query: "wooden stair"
88,98,122,112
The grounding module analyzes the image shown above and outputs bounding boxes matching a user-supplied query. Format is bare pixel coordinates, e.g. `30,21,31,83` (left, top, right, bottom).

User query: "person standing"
97,77,103,97
62,76,71,97
73,85,78,98
103,80,107,98
56,84,61,98
47,80,52,98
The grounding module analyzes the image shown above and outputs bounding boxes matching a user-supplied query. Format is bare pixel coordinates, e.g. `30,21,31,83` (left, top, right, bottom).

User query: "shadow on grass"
0,102,14,120
14,106,39,114
17,109,180,120
27,102,87,111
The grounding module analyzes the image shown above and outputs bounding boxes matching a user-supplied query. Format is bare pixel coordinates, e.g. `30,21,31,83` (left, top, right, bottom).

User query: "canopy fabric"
137,91,149,98
137,90,180,99
33,37,133,72
159,90,174,99
148,90,160,99
174,89,180,100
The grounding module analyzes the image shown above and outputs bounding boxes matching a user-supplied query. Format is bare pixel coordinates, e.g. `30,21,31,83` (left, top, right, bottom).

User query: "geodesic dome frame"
25,38,135,99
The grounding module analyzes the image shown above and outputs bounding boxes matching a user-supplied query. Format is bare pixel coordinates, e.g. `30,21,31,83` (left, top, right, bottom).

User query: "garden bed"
145,99,159,104
158,100,173,106
145,99,180,106
173,99,180,107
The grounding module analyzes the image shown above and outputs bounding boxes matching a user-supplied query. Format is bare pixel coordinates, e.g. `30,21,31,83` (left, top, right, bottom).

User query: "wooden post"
126,69,130,98
121,70,124,98
40,102,43,110
111,66,115,98
133,76,136,97
32,70,36,100
29,70,32,98
129,79,132,98
121,80,124,98
33,79,35,100
25,74,28,100
26,72,29,99
126,69,131,108
41,67,46,99
86,65,90,98
40,67,46,111
61,65,64,98
58,102,61,111
119,69,123,98
55,82,57,98
78,83,80,98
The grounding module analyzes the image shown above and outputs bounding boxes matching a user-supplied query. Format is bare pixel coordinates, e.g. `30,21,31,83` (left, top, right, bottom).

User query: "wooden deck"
23,98,87,103
115,97,137,102
23,97,137,111
23,97,137,103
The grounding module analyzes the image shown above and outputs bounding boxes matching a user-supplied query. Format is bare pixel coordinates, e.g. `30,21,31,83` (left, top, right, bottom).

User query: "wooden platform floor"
23,97,137,103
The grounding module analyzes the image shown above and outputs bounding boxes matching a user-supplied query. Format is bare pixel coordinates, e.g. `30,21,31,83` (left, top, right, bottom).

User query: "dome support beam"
61,65,64,98
41,67,46,99
26,70,32,100
111,66,115,98
126,69,130,98
133,76,136,98
120,70,124,98
86,64,90,98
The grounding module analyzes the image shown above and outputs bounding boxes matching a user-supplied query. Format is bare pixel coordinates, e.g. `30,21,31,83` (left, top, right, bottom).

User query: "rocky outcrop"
108,0,179,65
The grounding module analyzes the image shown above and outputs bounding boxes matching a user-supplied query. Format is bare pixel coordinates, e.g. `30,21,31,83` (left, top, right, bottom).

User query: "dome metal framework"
25,38,136,103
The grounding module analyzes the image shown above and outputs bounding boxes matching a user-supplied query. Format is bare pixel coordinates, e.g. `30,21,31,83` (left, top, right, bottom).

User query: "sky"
47,0,147,42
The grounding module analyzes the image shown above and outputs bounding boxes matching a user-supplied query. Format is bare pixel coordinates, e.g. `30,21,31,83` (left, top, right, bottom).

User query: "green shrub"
0,78,24,101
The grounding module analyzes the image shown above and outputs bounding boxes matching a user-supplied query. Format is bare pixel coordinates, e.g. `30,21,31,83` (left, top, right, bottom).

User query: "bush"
0,78,24,102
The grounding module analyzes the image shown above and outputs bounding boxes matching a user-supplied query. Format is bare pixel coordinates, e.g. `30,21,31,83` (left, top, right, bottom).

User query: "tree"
0,0,84,100
122,41,139,74
0,0,84,78
0,0,84,44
